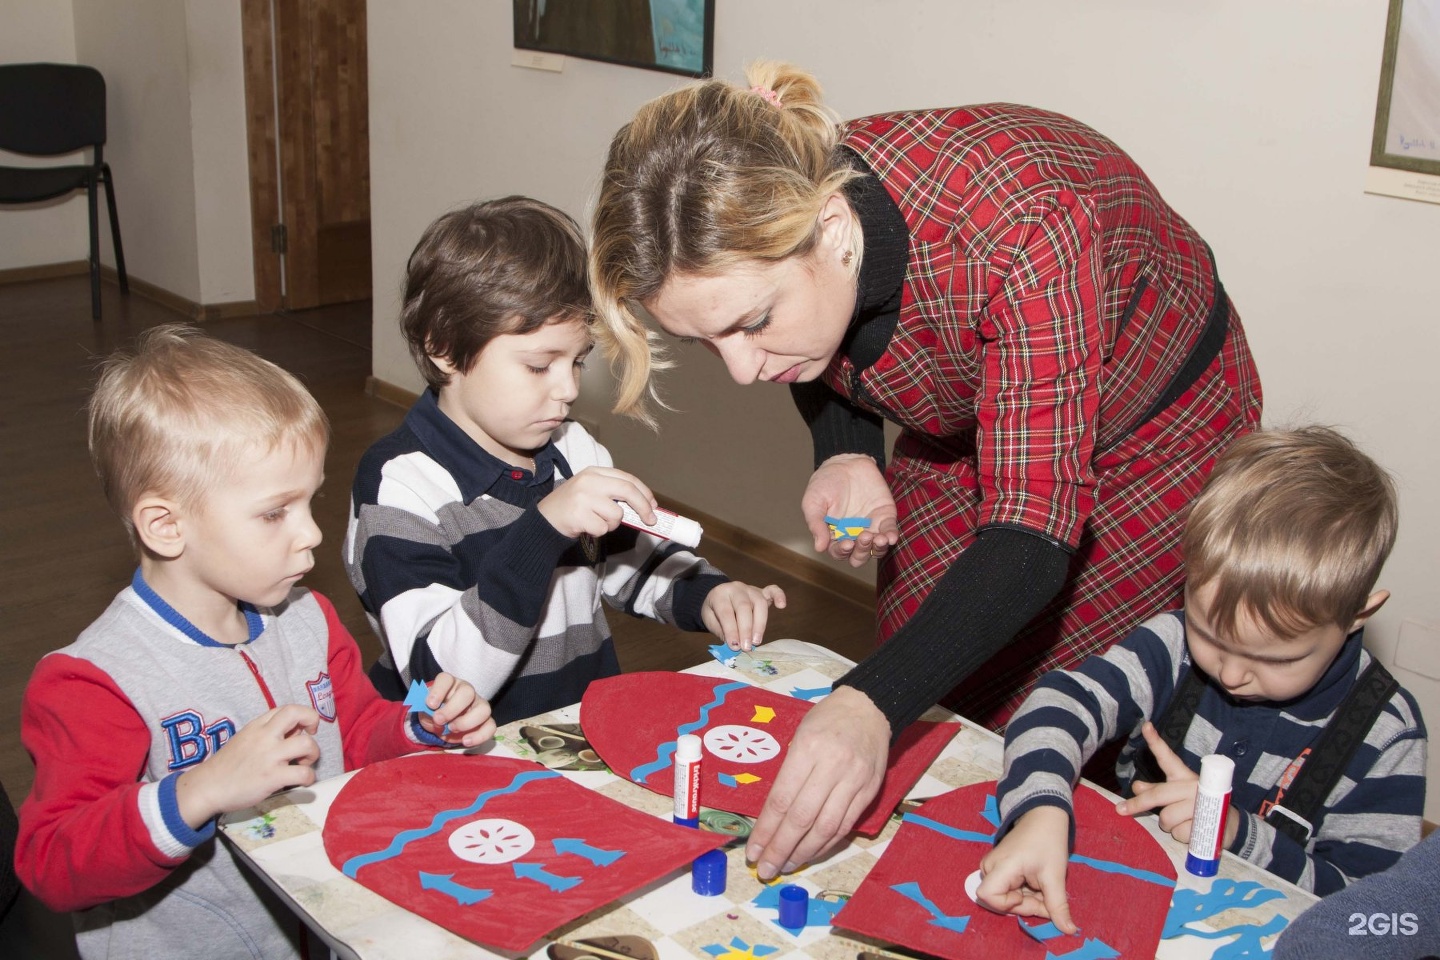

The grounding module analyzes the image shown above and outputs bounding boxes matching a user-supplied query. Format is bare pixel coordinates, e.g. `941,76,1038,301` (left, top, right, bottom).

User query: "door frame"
240,0,284,312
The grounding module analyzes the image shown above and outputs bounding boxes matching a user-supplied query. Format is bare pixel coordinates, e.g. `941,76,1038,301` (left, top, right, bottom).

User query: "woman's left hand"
801,454,900,566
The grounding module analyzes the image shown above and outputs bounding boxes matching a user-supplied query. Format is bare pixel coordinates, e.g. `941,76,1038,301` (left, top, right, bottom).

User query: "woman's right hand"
801,454,899,566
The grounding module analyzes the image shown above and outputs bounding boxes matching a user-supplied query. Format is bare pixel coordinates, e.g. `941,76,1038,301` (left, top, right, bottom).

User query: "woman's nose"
709,339,761,385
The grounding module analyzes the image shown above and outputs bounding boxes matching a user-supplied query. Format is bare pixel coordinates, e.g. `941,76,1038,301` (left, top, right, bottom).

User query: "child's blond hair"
1184,426,1397,640
88,324,328,537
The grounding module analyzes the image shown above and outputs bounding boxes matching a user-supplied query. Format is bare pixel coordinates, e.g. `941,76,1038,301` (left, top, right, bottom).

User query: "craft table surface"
218,640,1314,960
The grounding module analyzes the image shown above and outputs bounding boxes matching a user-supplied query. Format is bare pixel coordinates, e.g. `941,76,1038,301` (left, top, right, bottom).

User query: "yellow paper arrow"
751,706,776,723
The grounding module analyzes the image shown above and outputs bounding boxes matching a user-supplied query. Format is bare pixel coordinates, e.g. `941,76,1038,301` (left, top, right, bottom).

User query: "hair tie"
750,84,783,109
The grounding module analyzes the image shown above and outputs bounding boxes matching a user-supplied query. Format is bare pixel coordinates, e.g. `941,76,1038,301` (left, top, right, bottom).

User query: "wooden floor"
0,276,876,957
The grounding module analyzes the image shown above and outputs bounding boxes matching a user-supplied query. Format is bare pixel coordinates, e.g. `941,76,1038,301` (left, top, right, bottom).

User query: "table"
219,639,1313,960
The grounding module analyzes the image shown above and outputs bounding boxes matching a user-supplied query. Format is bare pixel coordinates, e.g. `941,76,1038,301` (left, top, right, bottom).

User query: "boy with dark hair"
979,426,1426,931
345,197,785,724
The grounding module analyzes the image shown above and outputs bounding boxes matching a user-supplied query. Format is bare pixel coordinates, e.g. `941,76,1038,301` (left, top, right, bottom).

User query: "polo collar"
405,389,561,502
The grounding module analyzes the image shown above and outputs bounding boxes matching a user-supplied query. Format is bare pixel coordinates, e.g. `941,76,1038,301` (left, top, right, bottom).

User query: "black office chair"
0,62,128,320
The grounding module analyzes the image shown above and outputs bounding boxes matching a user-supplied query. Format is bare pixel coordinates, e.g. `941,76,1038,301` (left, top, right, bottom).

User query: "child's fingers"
426,673,457,711
1157,797,1197,836
762,584,787,608
271,703,321,737
1140,722,1194,781
278,729,321,768
1117,779,1193,816
1037,867,1077,935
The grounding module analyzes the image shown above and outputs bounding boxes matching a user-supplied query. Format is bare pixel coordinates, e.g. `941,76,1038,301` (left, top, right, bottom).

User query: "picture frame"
1369,0,1440,177
513,0,714,79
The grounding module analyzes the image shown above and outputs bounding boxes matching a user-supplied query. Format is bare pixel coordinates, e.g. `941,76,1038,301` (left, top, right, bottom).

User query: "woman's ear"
815,191,856,264
133,496,185,559
1349,589,1390,632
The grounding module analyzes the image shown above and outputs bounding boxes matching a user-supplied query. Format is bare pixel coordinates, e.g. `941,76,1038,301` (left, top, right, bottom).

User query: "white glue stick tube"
1185,753,1235,876
618,502,704,549
673,734,702,828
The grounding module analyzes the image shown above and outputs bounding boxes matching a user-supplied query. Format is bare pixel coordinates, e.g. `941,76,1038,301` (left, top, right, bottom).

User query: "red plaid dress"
826,106,1263,729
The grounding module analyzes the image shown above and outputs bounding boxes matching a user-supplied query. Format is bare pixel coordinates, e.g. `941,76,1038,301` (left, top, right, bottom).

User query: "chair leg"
87,178,101,320
101,164,128,295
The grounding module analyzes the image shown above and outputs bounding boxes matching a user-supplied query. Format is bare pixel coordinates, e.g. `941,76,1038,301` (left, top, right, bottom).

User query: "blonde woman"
590,62,1262,881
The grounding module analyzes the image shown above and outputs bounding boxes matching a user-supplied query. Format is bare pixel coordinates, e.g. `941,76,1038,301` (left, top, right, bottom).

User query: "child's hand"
418,673,496,748
701,582,787,652
1116,722,1239,848
538,466,655,540
977,805,1078,934
175,704,321,829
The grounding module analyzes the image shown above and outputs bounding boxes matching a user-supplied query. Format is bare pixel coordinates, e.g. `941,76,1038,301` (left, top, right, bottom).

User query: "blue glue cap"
692,848,728,896
778,883,809,929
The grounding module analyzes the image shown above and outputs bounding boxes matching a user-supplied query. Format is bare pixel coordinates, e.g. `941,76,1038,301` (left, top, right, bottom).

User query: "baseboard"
365,375,419,410
0,260,258,319
362,374,875,608
0,259,88,284
98,266,259,321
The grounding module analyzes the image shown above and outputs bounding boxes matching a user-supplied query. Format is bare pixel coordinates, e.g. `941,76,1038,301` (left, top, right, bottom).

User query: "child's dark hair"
401,196,592,389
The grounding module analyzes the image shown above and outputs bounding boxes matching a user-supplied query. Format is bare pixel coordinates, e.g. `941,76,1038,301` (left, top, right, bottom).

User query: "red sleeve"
977,190,1103,548
16,655,188,911
311,591,420,769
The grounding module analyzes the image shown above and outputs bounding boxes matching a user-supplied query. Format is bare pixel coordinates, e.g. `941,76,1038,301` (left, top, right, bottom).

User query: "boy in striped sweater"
344,198,785,725
979,427,1426,932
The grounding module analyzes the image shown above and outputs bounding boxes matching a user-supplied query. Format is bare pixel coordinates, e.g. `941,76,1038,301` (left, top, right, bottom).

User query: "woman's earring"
842,250,854,268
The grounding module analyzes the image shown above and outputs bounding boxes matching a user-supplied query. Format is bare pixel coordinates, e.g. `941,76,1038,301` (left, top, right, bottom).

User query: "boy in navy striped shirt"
979,427,1425,932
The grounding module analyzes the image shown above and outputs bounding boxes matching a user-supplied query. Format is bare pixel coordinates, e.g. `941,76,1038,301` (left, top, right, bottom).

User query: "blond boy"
17,326,495,960
981,427,1426,931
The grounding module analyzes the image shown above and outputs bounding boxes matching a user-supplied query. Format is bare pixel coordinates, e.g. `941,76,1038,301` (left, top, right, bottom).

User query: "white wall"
0,0,86,270
55,0,254,304
182,0,255,304
369,0,1440,817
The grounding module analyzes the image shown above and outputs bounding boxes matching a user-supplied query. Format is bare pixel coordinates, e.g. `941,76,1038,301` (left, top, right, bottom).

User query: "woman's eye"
678,337,697,346
526,365,547,375
741,314,771,339
262,509,286,523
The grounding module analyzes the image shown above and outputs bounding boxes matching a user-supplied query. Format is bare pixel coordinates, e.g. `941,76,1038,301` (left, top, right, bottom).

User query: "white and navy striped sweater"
998,610,1426,894
344,392,726,724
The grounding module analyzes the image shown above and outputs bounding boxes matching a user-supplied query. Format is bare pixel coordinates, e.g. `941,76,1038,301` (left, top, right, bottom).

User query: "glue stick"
673,734,702,828
618,502,704,549
1185,753,1235,876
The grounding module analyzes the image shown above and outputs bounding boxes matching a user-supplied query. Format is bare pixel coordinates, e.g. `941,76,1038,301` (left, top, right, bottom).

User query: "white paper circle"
703,724,781,764
447,818,535,865
966,868,1007,913
964,868,984,903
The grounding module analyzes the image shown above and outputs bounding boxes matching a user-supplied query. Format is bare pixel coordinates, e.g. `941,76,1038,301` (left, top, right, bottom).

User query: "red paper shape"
322,754,726,953
579,672,960,835
832,781,1177,960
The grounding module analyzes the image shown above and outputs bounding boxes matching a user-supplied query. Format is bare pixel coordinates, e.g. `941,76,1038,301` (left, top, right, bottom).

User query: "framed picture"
1369,0,1440,177
513,0,714,79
